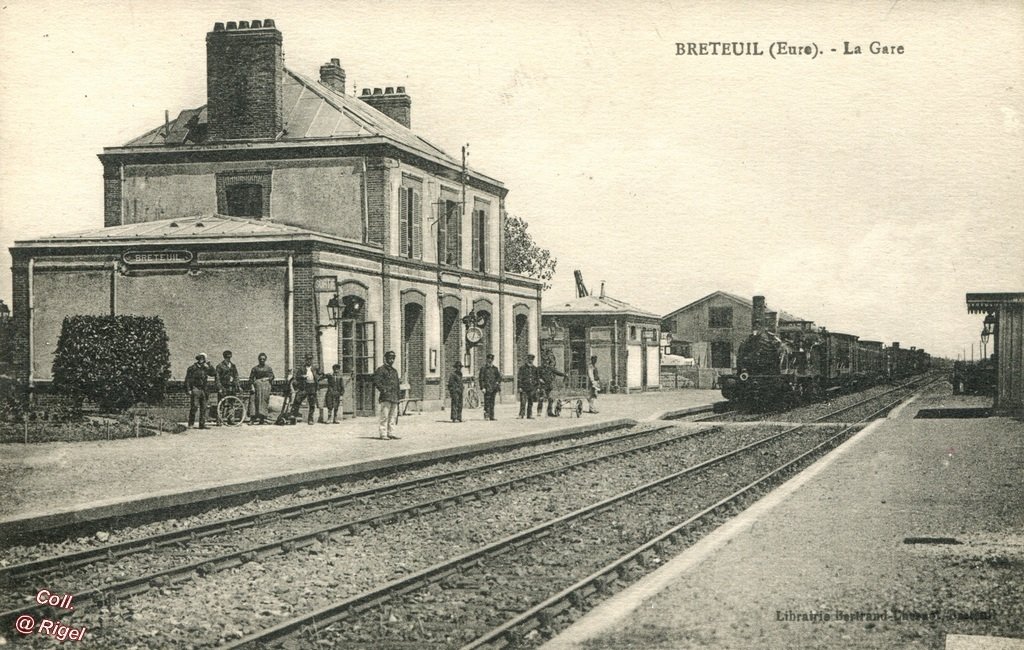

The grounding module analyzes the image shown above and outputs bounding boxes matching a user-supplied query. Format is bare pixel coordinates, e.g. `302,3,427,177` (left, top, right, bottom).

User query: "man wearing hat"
447,360,464,423
215,350,241,425
373,351,401,439
478,353,502,421
517,353,539,419
185,353,215,429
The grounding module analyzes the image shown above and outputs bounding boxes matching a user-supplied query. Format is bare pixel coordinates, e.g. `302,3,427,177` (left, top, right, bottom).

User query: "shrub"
52,315,171,412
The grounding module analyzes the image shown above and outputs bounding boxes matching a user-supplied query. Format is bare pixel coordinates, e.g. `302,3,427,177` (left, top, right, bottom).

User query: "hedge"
52,315,172,412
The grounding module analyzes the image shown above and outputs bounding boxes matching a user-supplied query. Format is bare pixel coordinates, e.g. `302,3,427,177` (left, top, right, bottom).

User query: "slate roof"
543,294,661,320
13,215,333,246
120,68,465,171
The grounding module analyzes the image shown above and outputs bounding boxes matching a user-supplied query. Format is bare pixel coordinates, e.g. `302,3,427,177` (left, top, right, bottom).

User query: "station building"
8,20,542,415
540,288,661,393
966,292,1024,417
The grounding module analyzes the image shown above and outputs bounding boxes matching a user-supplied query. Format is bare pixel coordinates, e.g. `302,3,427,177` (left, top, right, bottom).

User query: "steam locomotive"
718,296,929,408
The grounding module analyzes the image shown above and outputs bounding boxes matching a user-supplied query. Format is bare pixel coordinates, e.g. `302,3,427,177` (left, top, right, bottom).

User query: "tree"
52,315,171,412
504,214,557,289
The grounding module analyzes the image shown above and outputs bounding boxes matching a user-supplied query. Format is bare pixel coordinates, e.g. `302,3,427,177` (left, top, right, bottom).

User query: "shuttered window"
439,199,461,267
471,207,486,272
398,182,423,260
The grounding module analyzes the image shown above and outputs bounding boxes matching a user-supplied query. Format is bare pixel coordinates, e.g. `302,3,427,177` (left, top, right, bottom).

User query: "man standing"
587,355,601,414
478,353,502,421
373,351,401,439
185,353,215,429
215,350,241,426
324,364,344,424
517,354,539,419
447,361,464,423
291,356,321,425
537,352,567,416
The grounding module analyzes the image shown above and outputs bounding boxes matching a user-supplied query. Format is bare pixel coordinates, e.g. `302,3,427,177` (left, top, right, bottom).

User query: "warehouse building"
9,20,542,415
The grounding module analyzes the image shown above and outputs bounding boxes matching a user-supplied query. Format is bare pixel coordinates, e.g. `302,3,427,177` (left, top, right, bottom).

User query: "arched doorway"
442,305,461,396
403,300,425,400
514,305,530,383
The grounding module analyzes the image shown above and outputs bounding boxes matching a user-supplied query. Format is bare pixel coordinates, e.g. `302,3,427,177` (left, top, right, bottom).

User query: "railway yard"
4,373,1020,649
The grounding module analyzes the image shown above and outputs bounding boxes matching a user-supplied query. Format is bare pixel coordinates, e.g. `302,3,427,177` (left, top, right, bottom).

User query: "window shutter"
471,209,481,271
412,189,422,259
399,188,409,257
478,209,486,272
453,204,463,267
437,200,448,265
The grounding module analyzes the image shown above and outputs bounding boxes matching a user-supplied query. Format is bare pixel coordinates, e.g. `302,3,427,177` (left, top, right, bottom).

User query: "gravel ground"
0,424,671,565
572,382,1024,650
2,423,833,648
695,377,930,424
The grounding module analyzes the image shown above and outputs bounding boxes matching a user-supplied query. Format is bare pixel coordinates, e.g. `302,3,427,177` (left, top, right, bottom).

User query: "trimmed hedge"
52,315,171,412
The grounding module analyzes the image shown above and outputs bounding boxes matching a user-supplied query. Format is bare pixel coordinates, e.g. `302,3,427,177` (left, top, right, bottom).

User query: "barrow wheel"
218,395,246,426
551,400,563,417
575,399,584,417
466,388,480,409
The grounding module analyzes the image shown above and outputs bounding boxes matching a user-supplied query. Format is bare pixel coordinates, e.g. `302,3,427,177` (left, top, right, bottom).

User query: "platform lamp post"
981,312,996,360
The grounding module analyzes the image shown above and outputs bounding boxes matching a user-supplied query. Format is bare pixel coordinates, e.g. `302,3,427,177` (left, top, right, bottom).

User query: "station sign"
122,250,193,266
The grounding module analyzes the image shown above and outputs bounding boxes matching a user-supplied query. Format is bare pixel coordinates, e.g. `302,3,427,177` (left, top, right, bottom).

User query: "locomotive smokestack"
765,310,778,333
752,295,766,330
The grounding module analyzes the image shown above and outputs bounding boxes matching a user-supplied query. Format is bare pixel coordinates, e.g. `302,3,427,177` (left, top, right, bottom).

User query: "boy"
323,364,344,424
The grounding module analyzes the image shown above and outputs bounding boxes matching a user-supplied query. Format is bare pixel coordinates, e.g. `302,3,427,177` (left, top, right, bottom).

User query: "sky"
0,0,1021,360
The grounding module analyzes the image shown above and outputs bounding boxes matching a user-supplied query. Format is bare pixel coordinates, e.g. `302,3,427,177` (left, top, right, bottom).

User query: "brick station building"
8,19,542,415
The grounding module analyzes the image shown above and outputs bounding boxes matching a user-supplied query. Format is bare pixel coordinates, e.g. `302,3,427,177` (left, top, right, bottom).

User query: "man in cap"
447,360,464,423
478,353,502,421
291,355,322,425
587,355,601,414
373,351,401,439
185,353,215,429
517,354,539,419
215,350,241,426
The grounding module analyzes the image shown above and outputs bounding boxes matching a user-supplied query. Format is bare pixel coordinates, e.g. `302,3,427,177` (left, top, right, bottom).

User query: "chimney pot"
385,86,394,94
373,88,383,95
361,88,372,95
214,22,225,31
226,21,237,29
238,20,250,29
396,86,406,93
263,18,275,27
331,57,340,65
251,19,262,28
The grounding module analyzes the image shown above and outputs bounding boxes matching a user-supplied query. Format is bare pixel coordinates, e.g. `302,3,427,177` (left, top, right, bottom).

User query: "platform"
0,389,719,538
546,389,1024,649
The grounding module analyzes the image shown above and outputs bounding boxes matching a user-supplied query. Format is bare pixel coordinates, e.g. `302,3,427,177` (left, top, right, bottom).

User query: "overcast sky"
1,0,1021,359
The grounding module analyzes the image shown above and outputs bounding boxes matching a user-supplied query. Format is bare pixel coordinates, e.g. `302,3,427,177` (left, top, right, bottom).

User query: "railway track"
0,422,716,626
1,379,934,647
210,377,935,649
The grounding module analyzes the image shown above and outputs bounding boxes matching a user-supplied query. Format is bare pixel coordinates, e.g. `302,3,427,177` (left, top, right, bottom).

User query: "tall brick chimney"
319,58,347,94
206,19,283,141
360,87,412,128
752,295,766,331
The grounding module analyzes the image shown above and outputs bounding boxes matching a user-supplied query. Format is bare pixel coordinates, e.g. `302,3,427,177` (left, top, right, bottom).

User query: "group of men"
185,347,602,434
183,351,344,429
442,351,601,422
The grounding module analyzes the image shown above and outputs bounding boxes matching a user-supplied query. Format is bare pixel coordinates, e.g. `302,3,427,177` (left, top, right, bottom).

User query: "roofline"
542,309,661,320
662,290,753,320
102,136,505,192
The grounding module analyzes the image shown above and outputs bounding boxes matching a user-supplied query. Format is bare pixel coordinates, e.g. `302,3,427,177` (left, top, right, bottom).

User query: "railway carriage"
719,295,927,409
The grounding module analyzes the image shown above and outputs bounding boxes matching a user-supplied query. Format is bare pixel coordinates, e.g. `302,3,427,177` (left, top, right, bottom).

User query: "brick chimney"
206,19,283,141
319,58,347,94
360,86,412,128
751,295,766,330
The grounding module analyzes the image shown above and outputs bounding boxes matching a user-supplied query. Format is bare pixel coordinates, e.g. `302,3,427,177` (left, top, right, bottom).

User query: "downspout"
110,259,118,315
613,318,619,392
287,255,294,374
27,257,34,387
361,158,370,243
